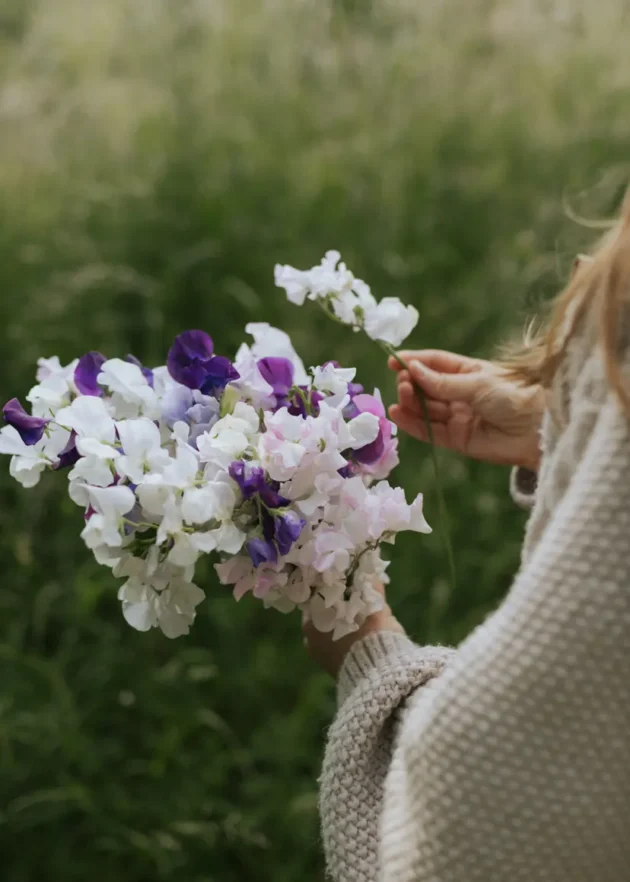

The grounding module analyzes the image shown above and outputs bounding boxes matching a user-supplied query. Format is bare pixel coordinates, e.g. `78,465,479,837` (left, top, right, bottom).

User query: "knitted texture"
320,324,630,881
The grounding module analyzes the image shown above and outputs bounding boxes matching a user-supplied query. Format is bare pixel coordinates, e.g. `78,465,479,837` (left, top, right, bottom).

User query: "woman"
305,197,630,881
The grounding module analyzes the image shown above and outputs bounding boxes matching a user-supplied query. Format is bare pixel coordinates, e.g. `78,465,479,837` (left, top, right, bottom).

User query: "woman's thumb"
408,360,480,403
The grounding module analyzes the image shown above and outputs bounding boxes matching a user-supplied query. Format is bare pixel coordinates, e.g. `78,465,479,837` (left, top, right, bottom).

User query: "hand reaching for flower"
388,350,545,471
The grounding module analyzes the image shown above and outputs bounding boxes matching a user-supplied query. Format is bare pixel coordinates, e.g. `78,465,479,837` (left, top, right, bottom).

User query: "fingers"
406,359,482,404
389,403,450,446
398,380,451,422
388,349,482,374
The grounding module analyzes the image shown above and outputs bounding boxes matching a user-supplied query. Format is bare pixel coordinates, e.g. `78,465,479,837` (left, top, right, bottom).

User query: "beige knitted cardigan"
320,319,630,881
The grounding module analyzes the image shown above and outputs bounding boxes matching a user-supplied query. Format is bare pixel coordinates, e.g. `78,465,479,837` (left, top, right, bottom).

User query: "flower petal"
2,398,50,445
74,352,107,397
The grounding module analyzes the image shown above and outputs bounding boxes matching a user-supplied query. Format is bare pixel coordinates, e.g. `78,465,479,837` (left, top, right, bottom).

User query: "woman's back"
321,312,630,881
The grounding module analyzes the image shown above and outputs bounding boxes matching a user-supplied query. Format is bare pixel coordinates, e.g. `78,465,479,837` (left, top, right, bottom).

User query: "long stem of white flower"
377,342,456,592
314,298,456,590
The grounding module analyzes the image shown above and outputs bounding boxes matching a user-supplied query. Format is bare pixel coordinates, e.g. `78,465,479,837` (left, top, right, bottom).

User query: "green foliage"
0,1,629,879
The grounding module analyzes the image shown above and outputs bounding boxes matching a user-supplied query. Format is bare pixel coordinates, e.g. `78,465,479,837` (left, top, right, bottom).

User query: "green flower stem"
314,298,456,590
377,341,456,592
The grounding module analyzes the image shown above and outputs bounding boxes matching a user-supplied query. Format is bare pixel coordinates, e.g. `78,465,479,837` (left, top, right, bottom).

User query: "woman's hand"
303,586,404,678
388,350,545,471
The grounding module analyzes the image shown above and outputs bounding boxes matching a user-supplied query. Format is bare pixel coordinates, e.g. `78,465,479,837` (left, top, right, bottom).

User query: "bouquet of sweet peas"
0,252,430,639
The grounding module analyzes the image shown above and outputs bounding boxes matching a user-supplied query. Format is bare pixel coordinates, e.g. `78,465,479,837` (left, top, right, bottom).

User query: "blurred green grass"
1,1,629,879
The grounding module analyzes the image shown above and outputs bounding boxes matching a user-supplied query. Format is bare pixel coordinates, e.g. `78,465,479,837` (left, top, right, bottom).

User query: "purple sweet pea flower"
74,351,107,397
228,461,289,508
257,357,294,408
52,431,80,470
274,510,306,555
167,331,215,389
125,355,154,388
167,331,240,393
199,355,240,396
160,387,219,449
2,398,50,445
247,537,278,568
229,461,265,499
256,357,325,416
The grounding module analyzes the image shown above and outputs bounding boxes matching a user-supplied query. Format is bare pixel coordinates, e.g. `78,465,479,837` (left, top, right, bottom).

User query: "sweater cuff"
337,630,450,707
510,466,538,510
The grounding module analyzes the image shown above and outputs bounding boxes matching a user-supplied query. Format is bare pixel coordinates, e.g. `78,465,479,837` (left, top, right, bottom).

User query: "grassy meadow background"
1,1,629,879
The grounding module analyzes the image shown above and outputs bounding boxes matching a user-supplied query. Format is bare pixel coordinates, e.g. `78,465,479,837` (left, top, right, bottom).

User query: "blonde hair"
501,188,630,414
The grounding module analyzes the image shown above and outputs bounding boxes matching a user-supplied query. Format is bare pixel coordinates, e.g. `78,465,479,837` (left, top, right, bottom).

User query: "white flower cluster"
275,250,419,347
1,263,427,640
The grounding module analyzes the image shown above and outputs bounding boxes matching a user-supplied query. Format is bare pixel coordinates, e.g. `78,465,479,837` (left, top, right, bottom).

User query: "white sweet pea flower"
75,437,120,460
230,402,261,434
88,484,137,519
310,400,354,451
364,484,432,539
156,496,184,546
26,374,73,418
278,252,419,345
331,279,378,327
92,544,124,567
312,530,354,573
231,348,275,411
284,569,312,604
137,444,199,517
197,427,249,469
68,457,116,493
206,521,246,554
181,481,236,525
75,484,136,549
259,435,307,483
118,577,205,638
81,513,125,549
347,411,380,449
36,355,79,384
166,523,245,568
262,586,296,614
311,363,356,408
0,423,72,488
55,396,116,443
276,251,371,334
275,250,353,305
238,323,309,385
98,359,159,418
167,533,199,568
116,418,171,484
408,493,432,533
273,264,312,306
196,405,260,470
363,297,419,347
308,592,341,633
8,455,47,488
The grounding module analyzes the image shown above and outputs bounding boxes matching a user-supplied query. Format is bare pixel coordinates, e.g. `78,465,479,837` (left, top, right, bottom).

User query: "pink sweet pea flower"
350,391,399,477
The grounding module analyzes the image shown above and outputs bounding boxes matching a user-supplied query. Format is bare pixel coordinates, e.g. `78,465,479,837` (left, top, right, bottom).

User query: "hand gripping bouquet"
1,253,432,640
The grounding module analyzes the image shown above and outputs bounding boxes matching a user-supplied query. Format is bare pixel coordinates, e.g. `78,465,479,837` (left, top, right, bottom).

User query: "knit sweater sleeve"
320,375,630,880
320,632,455,881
